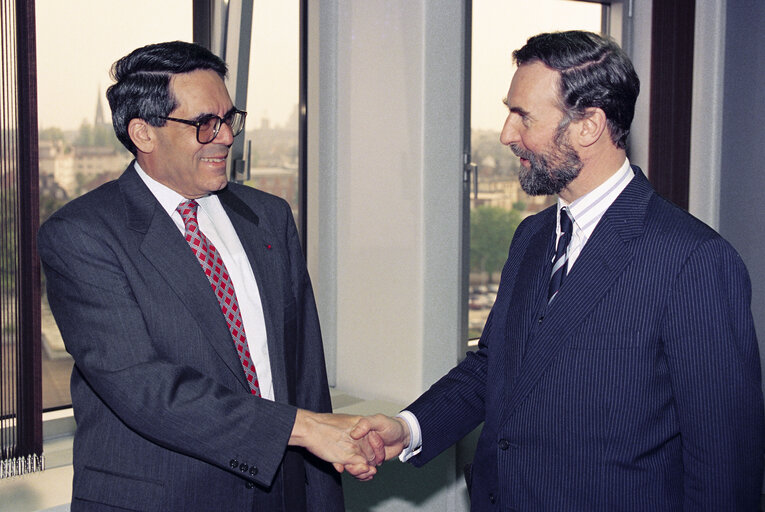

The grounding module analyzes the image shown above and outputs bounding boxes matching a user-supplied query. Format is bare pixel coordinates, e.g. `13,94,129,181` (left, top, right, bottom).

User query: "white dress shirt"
557,158,634,274
398,158,635,462
135,162,274,401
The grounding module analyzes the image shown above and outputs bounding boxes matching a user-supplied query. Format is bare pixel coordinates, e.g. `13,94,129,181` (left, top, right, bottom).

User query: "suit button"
489,493,496,504
229,459,239,469
249,466,258,476
538,315,544,324
498,439,510,450
246,481,255,489
239,463,249,472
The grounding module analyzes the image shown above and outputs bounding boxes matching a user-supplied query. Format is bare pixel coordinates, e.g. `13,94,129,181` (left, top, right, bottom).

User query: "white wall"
333,1,427,400
688,0,726,229
626,0,652,172
307,2,468,509
307,0,464,406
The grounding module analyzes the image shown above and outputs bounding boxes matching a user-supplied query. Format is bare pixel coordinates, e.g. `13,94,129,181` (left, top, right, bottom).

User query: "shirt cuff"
396,410,422,462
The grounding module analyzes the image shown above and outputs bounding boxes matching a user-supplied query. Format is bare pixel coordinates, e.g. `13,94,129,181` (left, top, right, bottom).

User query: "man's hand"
288,410,384,477
349,414,411,470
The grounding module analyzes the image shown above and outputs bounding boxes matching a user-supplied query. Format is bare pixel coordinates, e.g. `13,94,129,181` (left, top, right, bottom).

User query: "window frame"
202,0,308,246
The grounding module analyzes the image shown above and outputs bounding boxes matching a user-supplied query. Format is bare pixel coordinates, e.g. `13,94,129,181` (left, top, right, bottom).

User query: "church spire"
94,86,106,126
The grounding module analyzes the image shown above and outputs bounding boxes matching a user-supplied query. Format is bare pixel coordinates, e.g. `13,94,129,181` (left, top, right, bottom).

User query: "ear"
128,118,156,154
574,107,607,148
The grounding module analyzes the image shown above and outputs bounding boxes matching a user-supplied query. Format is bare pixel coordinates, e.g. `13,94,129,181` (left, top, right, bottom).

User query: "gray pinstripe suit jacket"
38,163,343,511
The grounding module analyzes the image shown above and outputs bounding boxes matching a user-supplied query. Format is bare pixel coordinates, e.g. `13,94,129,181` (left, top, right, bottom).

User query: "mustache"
199,147,230,158
510,143,534,161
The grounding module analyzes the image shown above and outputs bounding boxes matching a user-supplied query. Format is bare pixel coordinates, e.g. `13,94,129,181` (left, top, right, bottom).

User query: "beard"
511,126,583,196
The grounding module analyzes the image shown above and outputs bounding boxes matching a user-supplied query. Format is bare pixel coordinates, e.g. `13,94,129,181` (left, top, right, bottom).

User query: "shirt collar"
557,157,634,239
134,162,212,216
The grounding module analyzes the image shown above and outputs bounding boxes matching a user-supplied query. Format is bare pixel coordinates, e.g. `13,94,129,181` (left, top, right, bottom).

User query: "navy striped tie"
548,208,573,303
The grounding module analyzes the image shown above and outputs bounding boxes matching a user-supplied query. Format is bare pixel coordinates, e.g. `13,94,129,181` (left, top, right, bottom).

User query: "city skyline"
36,0,600,132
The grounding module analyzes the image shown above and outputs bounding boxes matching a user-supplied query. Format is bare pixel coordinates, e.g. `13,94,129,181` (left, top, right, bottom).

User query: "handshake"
289,410,411,481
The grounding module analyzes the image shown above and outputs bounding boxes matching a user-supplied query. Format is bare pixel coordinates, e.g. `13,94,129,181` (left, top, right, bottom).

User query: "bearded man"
350,30,765,512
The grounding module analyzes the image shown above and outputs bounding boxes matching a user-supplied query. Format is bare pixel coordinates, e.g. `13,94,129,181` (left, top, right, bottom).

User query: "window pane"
36,0,192,410
468,0,603,344
243,1,300,225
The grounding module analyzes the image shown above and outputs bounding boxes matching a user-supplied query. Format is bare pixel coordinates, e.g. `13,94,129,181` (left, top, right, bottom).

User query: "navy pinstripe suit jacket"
408,168,765,511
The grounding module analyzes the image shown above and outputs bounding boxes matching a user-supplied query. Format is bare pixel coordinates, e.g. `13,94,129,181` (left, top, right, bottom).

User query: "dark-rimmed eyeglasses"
158,108,247,144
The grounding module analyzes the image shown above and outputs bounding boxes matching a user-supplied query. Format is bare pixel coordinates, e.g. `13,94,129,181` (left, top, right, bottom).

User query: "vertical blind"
1,0,43,479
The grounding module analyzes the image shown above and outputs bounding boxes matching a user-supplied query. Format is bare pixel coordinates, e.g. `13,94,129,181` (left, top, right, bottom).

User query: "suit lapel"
511,208,556,362
501,169,653,421
119,165,252,392
494,208,555,424
218,188,290,403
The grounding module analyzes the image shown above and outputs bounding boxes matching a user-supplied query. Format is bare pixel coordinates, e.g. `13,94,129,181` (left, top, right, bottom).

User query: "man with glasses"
38,41,376,511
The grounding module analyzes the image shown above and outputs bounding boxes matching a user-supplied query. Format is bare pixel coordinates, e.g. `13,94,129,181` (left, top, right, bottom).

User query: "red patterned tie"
176,199,261,396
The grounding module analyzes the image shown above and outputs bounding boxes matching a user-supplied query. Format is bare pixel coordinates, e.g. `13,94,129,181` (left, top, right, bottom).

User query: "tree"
470,205,521,282
93,123,121,149
39,193,68,225
39,126,66,143
471,129,521,178
75,119,93,146
75,119,122,151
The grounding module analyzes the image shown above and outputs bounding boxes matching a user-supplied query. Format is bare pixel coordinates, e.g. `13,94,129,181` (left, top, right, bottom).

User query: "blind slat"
0,0,43,479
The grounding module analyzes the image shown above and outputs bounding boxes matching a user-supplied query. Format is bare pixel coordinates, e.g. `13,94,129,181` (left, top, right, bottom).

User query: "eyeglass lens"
198,111,246,143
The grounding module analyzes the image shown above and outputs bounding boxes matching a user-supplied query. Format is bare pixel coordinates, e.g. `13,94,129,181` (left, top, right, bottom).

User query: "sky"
471,0,601,131
35,0,193,130
35,0,601,133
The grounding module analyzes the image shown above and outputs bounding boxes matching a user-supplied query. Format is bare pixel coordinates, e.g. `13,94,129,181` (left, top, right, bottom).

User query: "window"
36,0,192,410
241,1,303,234
466,0,605,345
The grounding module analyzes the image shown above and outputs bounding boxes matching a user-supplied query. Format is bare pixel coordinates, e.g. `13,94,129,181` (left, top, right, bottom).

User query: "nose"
215,120,236,146
499,114,519,146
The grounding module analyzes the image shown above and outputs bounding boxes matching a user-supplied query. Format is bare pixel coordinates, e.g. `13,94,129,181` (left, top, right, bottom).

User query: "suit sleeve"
38,215,296,488
403,216,538,466
406,332,489,466
661,237,765,510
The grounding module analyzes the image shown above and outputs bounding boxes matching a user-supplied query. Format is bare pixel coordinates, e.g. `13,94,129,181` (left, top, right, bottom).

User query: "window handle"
464,161,478,199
